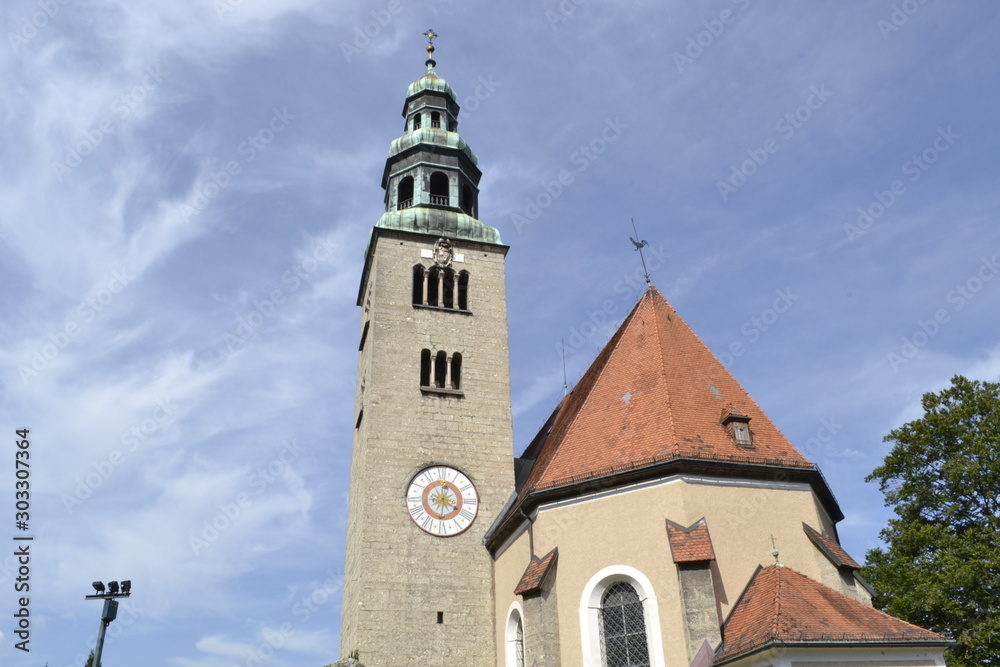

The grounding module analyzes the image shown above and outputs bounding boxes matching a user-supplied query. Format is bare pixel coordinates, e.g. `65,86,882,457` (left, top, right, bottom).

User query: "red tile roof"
803,522,860,570
519,288,813,494
715,565,951,664
513,548,557,596
666,518,716,563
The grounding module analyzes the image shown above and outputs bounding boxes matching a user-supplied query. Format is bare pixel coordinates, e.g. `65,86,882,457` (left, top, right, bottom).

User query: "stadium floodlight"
85,579,133,667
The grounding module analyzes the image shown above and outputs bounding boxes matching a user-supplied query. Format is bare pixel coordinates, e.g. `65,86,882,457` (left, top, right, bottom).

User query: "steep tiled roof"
513,548,557,596
520,288,812,494
714,565,951,664
666,518,716,563
803,522,860,570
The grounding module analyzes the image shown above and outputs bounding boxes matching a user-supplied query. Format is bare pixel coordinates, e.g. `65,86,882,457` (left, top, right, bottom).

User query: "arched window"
398,176,414,210
411,113,421,130
412,265,425,305
461,184,475,216
429,171,449,206
426,266,440,307
420,349,431,387
580,567,664,667
434,351,447,388
442,268,455,308
600,583,649,667
450,353,462,390
420,350,464,393
430,111,441,128
457,271,469,310
505,603,526,667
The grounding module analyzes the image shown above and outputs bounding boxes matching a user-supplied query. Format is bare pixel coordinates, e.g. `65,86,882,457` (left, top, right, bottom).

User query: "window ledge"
420,386,465,397
413,304,473,315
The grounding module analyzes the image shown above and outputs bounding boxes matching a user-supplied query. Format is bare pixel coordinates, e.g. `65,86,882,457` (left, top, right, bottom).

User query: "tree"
863,375,1000,666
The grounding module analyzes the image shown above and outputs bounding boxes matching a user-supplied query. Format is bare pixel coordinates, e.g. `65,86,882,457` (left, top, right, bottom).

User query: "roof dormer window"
721,406,753,449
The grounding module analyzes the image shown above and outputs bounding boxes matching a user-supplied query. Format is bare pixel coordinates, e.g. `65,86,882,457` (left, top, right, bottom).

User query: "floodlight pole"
85,581,131,667
92,598,118,667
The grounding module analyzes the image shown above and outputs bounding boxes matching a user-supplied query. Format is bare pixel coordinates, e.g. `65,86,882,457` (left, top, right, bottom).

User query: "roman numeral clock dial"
406,466,479,537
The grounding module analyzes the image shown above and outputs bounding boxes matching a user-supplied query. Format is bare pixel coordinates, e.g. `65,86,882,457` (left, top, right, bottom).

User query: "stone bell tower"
339,32,515,666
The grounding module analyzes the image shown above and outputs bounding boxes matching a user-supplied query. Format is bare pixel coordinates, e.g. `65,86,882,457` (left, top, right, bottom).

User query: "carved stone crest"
433,238,453,267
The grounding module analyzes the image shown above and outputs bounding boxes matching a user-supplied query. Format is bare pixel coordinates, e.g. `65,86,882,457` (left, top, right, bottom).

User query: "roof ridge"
647,289,680,458
557,290,664,451
771,566,783,639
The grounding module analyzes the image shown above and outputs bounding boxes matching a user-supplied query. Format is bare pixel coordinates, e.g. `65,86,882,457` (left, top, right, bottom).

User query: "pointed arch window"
600,583,650,667
398,176,414,210
429,171,449,206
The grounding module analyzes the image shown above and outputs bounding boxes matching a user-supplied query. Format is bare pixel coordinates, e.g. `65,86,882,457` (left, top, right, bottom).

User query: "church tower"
340,33,515,665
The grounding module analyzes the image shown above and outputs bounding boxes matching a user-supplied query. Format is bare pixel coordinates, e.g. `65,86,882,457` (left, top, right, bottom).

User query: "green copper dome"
406,70,457,102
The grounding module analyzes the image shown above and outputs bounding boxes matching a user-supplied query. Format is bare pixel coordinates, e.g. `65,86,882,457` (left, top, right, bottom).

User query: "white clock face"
406,465,478,537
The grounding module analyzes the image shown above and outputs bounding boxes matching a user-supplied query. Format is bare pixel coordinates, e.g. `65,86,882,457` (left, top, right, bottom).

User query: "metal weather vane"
629,217,652,286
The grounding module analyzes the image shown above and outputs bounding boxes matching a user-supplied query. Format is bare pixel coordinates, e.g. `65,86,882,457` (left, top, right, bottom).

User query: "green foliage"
863,375,1000,666
84,651,95,667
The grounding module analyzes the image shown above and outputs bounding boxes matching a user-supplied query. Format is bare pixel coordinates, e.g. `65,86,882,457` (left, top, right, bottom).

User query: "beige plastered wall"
494,474,873,667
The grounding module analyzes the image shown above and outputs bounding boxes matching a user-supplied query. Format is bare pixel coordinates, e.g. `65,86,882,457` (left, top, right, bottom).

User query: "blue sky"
1,1,998,665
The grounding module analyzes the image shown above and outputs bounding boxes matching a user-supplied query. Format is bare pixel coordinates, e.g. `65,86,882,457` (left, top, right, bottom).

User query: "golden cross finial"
423,29,438,68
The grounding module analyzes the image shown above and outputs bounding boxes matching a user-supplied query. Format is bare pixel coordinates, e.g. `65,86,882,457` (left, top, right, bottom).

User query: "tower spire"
423,28,438,70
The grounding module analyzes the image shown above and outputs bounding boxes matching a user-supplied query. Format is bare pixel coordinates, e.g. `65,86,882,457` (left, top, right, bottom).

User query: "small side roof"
666,518,716,563
714,565,952,664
